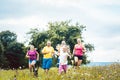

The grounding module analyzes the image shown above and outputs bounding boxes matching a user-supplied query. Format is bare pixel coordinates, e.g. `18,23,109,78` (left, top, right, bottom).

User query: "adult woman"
26,45,39,73
73,38,86,68
42,41,55,73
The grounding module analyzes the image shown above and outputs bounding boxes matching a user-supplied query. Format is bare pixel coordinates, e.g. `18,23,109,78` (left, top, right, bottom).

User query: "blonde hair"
61,41,66,45
77,38,81,41
77,38,81,43
29,45,35,50
62,45,68,52
47,41,51,44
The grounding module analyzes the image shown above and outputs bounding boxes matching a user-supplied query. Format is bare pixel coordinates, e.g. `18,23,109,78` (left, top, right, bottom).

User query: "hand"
82,50,86,53
43,52,48,55
26,56,30,58
44,51,50,54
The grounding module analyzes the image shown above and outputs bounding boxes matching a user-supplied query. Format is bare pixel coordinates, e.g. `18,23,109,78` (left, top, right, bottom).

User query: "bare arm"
73,45,76,55
36,51,39,61
26,52,30,58
82,44,86,53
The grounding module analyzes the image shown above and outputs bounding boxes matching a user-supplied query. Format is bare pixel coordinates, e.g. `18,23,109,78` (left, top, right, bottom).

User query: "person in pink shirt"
73,38,86,68
26,45,39,73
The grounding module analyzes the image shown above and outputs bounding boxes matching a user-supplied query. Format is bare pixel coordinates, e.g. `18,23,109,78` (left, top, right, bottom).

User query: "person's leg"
63,65,67,73
74,56,78,69
31,60,36,72
46,58,52,74
42,59,47,70
78,60,82,66
43,59,48,73
29,64,32,72
29,60,32,72
77,56,83,67
59,64,63,74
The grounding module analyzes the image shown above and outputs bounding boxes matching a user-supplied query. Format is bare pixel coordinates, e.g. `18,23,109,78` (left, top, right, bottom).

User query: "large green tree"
27,21,94,67
0,31,27,69
0,40,6,67
0,30,17,48
6,42,26,68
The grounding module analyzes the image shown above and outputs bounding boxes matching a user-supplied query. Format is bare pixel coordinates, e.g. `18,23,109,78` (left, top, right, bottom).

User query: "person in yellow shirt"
42,41,54,73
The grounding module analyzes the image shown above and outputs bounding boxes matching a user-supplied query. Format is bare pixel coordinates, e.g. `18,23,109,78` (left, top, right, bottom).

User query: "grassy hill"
0,63,120,80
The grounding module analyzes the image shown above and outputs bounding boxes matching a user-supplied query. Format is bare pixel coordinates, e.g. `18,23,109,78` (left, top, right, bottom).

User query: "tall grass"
0,63,120,80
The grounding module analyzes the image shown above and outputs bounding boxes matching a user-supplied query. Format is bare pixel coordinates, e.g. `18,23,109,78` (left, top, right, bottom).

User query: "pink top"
28,50,37,60
74,45,83,56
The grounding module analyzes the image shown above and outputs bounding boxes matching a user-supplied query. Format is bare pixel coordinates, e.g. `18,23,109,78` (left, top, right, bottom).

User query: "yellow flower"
99,75,101,77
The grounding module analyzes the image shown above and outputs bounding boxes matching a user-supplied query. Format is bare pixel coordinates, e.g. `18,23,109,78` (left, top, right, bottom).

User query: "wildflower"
101,77,104,80
19,66,22,70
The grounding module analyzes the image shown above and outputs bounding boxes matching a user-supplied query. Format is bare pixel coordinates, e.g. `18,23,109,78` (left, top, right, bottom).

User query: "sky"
0,0,120,62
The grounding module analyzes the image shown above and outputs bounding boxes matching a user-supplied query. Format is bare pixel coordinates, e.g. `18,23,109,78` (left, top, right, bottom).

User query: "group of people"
26,38,86,75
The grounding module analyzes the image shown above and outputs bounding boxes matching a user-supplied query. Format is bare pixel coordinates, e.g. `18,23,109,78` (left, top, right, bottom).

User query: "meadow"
0,63,120,80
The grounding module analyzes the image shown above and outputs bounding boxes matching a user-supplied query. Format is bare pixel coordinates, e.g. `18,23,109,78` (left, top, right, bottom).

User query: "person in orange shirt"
42,41,54,73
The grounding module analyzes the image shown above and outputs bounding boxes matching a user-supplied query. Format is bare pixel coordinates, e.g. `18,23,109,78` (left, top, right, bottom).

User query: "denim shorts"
42,58,52,69
29,59,37,64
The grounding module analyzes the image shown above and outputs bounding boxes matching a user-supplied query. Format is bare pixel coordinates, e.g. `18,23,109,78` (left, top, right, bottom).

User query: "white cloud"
0,0,120,62
32,0,120,7
0,15,50,43
0,16,48,27
32,0,120,26
84,29,120,62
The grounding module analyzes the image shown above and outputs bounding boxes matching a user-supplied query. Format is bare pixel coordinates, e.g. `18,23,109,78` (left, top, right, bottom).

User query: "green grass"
0,63,120,80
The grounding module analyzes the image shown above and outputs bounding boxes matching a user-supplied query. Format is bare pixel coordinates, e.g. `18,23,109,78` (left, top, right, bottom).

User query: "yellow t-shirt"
42,46,54,58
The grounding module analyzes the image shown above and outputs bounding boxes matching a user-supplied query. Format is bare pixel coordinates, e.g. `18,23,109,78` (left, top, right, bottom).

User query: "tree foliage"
27,21,94,66
0,21,94,69
6,42,26,68
0,31,26,69
0,30,17,48
0,40,5,67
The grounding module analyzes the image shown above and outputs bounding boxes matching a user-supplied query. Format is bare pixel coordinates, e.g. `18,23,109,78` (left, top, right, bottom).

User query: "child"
58,45,70,74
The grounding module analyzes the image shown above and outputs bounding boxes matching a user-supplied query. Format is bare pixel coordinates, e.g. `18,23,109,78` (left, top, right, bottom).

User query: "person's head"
77,38,81,44
30,45,35,50
62,45,67,52
56,44,60,50
47,41,51,47
61,40,66,46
